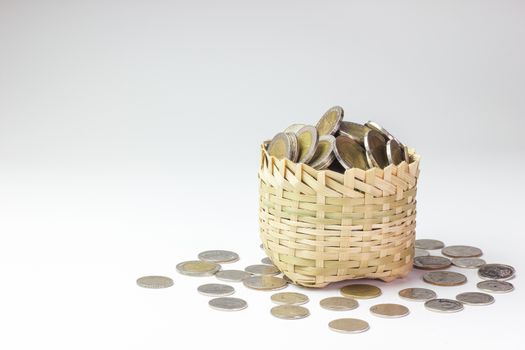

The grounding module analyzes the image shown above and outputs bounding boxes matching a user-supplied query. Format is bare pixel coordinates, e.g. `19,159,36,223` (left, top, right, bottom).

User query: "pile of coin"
266,106,411,172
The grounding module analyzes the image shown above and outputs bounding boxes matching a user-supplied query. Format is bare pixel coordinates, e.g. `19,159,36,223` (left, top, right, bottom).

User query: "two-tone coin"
423,271,467,286
413,256,452,270
320,297,359,311
284,123,306,133
477,280,514,293
398,288,436,301
243,276,288,291
364,129,389,168
333,135,369,170
271,305,310,320
415,239,444,250
245,264,279,276
308,135,336,170
478,264,515,280
328,318,369,334
271,292,309,305
197,283,235,297
442,245,482,258
268,132,299,161
424,299,464,313
208,297,247,311
316,106,343,136
386,138,405,165
340,284,382,299
456,292,494,306
215,270,252,282
338,121,370,146
295,125,318,164
136,276,174,289
370,303,409,318
451,257,486,269
198,250,239,263
176,260,221,277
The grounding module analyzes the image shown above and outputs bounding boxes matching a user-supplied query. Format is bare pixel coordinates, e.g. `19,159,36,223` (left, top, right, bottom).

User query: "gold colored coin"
271,292,309,305
308,135,335,170
340,284,382,299
176,260,221,277
295,125,318,164
270,305,310,320
328,318,369,334
316,106,343,136
267,132,291,160
333,135,368,170
338,121,370,146
364,129,389,168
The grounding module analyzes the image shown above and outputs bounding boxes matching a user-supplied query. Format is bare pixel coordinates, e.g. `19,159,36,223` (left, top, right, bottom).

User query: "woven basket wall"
259,144,420,288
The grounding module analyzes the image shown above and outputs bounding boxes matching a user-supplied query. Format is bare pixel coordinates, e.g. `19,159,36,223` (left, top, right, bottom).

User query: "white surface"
0,0,524,349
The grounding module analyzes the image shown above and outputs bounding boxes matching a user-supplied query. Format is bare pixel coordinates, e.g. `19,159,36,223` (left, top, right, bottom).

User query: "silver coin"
284,123,306,133
451,257,486,269
370,303,410,318
386,138,405,165
271,292,309,305
398,288,437,301
176,260,221,277
197,283,235,297
245,264,280,276
261,257,273,265
270,305,310,320
136,276,174,289
295,125,319,164
424,298,464,313
328,318,370,334
442,245,483,258
215,270,252,282
364,129,388,168
456,292,494,306
478,264,515,281
414,256,451,270
319,297,359,311
208,297,247,311
415,248,430,257
198,250,239,263
243,276,288,291
415,239,444,250
477,280,514,293
423,271,467,286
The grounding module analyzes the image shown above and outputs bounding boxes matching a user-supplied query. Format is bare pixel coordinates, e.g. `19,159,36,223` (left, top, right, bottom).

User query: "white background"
0,0,523,349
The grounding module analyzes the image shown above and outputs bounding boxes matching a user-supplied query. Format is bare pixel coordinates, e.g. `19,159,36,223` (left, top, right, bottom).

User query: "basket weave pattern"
258,145,420,288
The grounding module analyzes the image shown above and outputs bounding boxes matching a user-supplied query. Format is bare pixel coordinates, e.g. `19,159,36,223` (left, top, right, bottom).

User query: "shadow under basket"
258,144,421,288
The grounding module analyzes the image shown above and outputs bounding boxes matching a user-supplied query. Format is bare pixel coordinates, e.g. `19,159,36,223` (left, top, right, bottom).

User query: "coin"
340,284,382,299
270,305,310,320
271,292,309,305
208,297,247,311
243,276,288,291
316,106,343,136
261,257,273,265
308,135,336,170
284,123,306,133
338,121,370,146
215,270,252,282
423,271,467,286
424,299,464,313
328,318,370,334
268,132,298,161
413,256,452,270
320,297,359,311
176,260,221,277
456,292,494,306
364,129,388,168
197,283,235,297
244,264,279,276
386,138,405,165
415,239,445,250
198,250,239,263
366,121,410,163
441,245,483,258
415,248,430,257
398,288,436,301
478,264,515,280
333,135,369,170
370,303,410,318
136,276,174,289
477,280,514,293
451,257,486,269
295,125,318,164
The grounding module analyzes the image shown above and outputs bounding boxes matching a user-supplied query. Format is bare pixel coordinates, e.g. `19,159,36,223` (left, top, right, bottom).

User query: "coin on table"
386,138,405,165
208,297,247,311
456,292,494,306
415,239,445,250
341,284,382,299
478,263,515,280
370,303,410,318
215,270,252,282
316,106,343,136
364,129,389,168
333,135,369,170
136,276,174,289
261,257,273,265
477,280,514,293
451,257,486,269
197,283,235,297
284,123,306,133
424,298,464,313
308,135,336,170
328,318,370,334
243,275,288,291
398,288,436,302
413,256,452,270
320,297,359,311
442,245,483,258
245,264,279,276
271,305,310,320
198,250,239,263
423,271,467,286
271,292,309,305
268,132,299,162
176,260,221,277
295,125,319,164
338,121,370,146
415,248,430,257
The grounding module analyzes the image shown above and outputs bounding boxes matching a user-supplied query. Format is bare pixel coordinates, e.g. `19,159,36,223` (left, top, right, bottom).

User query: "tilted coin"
215,270,252,282
316,106,343,136
243,275,288,291
399,288,437,301
451,257,486,269
441,245,483,258
333,135,369,170
320,297,359,311
424,298,464,313
176,260,221,277
136,276,174,289
270,305,310,320
340,284,382,299
284,123,306,133
261,257,273,265
370,303,410,318
364,129,389,168
198,250,239,263
328,318,370,334
295,125,319,164
208,297,247,311
338,121,370,146
415,239,445,250
365,121,407,162
477,280,514,293
308,135,336,170
423,271,467,286
415,248,430,257
267,132,299,162
271,292,309,305
478,263,515,281
197,283,235,297
456,292,494,306
244,264,280,276
386,138,405,165
413,256,452,270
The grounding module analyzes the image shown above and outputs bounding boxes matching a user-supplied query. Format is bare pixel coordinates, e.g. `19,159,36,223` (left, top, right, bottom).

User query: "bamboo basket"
258,143,420,288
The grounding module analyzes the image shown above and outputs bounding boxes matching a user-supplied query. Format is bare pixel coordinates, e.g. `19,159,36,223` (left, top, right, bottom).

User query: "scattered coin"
451,257,486,269
320,297,359,311
413,256,452,270
424,299,464,313
415,248,430,257
198,250,239,263
316,106,343,136
338,121,370,146
268,132,298,161
216,270,252,282
456,292,495,306
208,297,247,311
261,257,273,265
477,280,514,293
245,264,280,276
271,292,309,305
370,303,410,318
328,318,370,334
176,260,221,277
442,245,483,258
284,123,306,133
333,135,369,170
295,125,319,164
340,284,382,299
243,276,288,291
398,288,437,301
136,276,174,289
308,135,336,170
271,305,310,320
386,138,405,165
364,129,389,168
415,239,445,250
197,283,235,297
478,264,515,281
423,271,467,286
